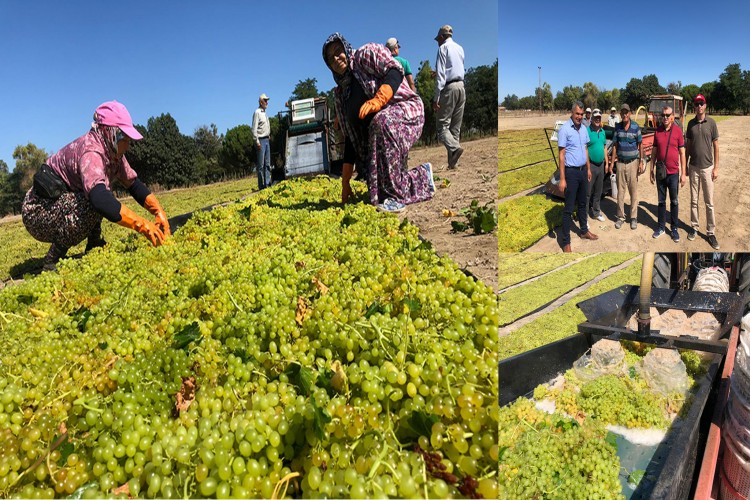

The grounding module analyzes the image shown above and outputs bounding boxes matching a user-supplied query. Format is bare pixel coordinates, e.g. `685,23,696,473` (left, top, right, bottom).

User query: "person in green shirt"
587,110,610,221
385,37,417,92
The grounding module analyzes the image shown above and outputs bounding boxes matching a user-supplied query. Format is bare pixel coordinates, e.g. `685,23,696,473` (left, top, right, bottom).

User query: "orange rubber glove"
117,205,165,247
358,85,394,119
341,163,354,204
144,194,171,237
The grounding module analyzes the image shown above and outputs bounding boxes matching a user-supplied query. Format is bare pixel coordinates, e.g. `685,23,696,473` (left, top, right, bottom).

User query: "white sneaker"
425,163,436,193
377,199,406,213
595,214,605,222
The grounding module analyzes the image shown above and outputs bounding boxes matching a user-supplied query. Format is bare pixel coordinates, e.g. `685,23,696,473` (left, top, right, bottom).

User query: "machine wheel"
738,254,750,314
652,253,676,289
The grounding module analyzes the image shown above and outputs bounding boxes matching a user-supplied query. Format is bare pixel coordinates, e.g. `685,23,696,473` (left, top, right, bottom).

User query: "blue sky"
499,0,750,102
0,0,497,171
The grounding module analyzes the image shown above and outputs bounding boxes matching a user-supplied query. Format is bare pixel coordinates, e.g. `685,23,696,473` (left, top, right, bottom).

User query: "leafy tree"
194,124,223,182
533,81,553,112
288,78,324,103
414,60,437,144
464,60,498,132
743,70,750,115
0,159,7,175
221,125,254,175
582,82,600,110
501,94,520,110
680,84,701,110
714,63,744,113
127,113,199,189
621,74,665,110
666,81,682,94
553,85,583,111
698,81,716,112
597,88,620,112
518,96,537,110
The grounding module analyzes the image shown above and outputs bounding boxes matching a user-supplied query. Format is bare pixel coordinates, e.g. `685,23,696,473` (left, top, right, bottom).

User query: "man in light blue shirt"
558,101,598,251
433,25,465,169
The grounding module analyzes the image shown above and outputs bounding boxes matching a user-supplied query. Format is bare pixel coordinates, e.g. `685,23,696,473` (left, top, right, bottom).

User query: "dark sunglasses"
662,113,672,118
695,101,706,106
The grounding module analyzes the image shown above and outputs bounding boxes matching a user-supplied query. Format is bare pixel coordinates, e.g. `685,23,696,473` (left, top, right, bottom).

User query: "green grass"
498,194,563,252
497,253,584,290
498,257,642,360
498,253,636,326
0,177,259,280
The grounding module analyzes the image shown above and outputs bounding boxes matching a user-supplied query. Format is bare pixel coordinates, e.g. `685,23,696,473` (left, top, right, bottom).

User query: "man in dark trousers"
557,101,599,252
649,105,686,242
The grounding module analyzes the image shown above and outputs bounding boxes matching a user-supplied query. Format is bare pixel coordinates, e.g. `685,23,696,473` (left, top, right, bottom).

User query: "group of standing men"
557,95,720,252
250,25,467,192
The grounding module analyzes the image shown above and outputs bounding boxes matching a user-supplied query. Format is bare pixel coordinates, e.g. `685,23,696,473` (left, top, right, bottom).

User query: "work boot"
85,224,106,252
43,243,69,272
562,244,572,253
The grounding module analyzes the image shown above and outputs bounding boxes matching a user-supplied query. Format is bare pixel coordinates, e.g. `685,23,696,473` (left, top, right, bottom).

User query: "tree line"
501,63,750,115
0,60,497,217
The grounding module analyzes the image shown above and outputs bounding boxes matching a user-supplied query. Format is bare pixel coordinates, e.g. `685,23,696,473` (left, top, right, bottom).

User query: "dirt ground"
403,136,498,290
499,114,750,253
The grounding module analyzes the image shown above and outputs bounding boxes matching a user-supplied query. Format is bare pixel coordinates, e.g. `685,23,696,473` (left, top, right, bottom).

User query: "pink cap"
94,101,143,140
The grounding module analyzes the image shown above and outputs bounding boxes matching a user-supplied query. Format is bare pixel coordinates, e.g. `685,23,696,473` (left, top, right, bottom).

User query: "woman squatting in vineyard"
22,101,170,271
323,33,436,213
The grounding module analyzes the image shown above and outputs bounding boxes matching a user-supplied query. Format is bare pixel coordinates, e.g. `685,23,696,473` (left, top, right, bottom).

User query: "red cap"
693,94,706,104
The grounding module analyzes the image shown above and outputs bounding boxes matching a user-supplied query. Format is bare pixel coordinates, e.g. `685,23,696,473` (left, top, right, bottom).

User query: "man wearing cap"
252,93,272,190
608,107,619,127
582,108,592,128
386,38,416,92
686,94,720,249
587,109,609,222
558,101,598,252
609,103,644,230
21,100,169,270
433,24,465,169
649,105,686,242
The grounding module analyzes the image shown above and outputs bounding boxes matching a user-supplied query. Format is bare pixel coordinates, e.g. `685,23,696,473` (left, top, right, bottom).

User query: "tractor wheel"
738,254,750,314
652,253,676,289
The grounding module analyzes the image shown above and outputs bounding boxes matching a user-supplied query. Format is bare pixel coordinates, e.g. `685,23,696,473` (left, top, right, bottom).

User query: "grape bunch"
0,177,499,498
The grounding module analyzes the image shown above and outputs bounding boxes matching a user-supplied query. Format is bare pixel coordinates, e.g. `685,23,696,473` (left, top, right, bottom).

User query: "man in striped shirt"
609,103,644,230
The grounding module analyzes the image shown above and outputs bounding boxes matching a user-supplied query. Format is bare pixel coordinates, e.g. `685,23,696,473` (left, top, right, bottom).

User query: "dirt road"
403,136,498,290
501,115,750,253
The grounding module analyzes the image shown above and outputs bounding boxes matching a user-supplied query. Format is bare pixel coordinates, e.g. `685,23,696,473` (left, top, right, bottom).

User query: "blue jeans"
256,138,271,189
562,166,589,246
657,172,679,231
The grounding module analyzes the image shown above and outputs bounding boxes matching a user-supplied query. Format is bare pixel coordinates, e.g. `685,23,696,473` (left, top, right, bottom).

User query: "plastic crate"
722,429,750,497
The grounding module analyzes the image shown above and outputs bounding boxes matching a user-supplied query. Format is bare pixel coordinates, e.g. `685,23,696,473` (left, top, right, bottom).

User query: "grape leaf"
173,322,201,350
341,214,357,227
311,398,332,441
364,301,385,319
239,206,252,218
498,446,508,462
17,294,34,305
451,221,469,233
408,411,439,437
415,239,433,251
70,306,93,332
628,469,646,486
404,298,422,315
56,437,74,466
67,482,99,500
605,431,618,450
286,363,316,397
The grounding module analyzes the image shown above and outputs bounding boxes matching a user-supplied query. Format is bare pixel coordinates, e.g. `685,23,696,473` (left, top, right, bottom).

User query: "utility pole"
538,66,542,113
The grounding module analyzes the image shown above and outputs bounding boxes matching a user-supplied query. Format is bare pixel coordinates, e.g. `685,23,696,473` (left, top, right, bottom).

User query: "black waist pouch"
33,164,69,200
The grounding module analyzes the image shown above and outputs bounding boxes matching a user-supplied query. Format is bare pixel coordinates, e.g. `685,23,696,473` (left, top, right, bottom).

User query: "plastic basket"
723,430,750,496
726,400,750,453
733,356,750,405
721,464,749,500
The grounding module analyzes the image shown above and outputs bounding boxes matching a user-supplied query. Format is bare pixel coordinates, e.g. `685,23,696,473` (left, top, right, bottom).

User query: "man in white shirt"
252,93,272,189
433,25,465,169
608,107,619,127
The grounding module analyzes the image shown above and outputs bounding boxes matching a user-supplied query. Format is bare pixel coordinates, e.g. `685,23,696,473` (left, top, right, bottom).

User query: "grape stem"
72,396,104,413
227,291,244,313
0,311,31,323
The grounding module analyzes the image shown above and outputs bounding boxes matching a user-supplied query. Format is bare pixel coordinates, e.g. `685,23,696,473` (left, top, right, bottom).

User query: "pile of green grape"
498,398,623,499
0,177,499,498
